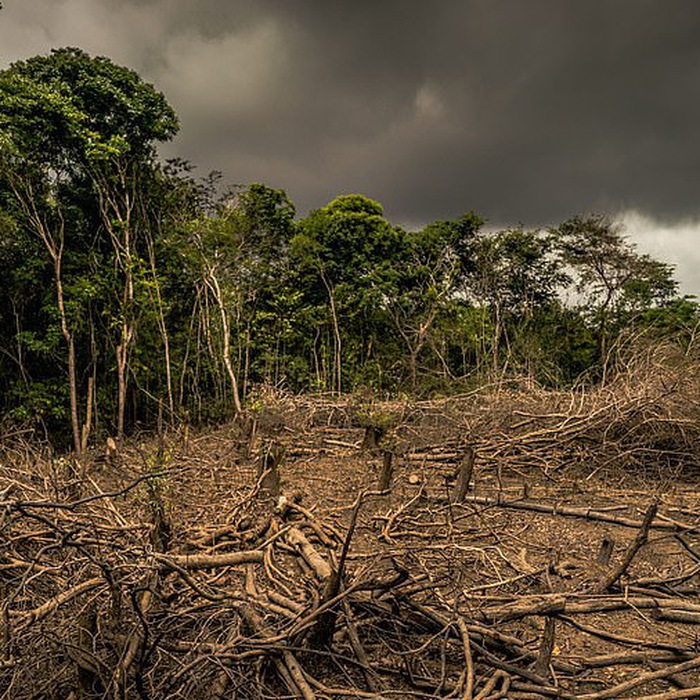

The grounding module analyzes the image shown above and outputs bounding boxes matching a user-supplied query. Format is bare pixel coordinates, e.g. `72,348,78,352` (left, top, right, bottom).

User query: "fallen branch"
286,526,332,580
155,550,264,570
596,500,658,592
457,495,691,531
579,655,700,699
481,593,700,622
15,577,105,626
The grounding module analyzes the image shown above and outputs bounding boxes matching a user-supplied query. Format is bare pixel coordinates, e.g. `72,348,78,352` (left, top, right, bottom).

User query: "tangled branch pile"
1,348,700,699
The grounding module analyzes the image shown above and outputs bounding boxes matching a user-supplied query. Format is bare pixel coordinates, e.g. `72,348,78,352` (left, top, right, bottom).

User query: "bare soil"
1,364,700,698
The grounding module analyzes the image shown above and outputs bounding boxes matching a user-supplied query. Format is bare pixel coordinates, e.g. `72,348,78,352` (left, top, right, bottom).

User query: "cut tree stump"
362,424,385,452
450,446,476,503
597,536,615,566
378,450,394,491
258,440,283,497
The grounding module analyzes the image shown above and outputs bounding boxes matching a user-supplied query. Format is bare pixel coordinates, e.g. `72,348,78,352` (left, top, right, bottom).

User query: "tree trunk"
378,450,394,491
80,376,94,453
54,259,82,455
116,340,127,443
450,447,476,503
321,272,342,394
206,267,242,416
7,177,82,453
147,234,175,420
115,309,134,444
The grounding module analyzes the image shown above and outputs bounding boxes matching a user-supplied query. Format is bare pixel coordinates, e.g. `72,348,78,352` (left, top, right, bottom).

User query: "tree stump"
236,412,257,459
362,424,385,452
450,446,476,503
597,536,615,566
258,440,283,498
378,450,394,491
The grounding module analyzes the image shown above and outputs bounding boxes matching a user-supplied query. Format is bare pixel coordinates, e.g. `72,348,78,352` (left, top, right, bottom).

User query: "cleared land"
1,350,700,698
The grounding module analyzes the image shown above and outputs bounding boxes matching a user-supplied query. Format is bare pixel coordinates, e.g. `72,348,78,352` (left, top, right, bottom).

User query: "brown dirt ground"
149,391,700,696
2,384,700,697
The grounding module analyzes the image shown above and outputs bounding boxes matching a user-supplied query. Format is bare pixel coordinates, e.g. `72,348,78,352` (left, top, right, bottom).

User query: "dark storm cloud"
154,0,700,227
1,0,700,291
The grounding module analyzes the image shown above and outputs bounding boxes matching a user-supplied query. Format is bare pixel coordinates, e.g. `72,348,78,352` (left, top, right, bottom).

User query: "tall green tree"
170,183,297,416
226,184,296,393
0,48,179,444
553,215,678,377
389,213,482,389
466,227,567,380
293,195,402,392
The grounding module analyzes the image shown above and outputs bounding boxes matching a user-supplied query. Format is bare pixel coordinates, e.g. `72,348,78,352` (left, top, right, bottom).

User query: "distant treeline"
1,48,697,449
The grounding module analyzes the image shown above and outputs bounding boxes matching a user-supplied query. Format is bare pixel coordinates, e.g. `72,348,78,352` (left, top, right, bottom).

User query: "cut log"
155,550,264,570
239,603,316,700
287,527,332,580
481,594,700,623
455,495,687,530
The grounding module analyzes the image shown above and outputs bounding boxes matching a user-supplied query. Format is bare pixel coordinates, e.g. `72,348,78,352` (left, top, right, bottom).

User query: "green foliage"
0,48,181,441
552,215,680,368
0,48,693,446
8,378,70,424
296,193,401,284
291,194,406,391
637,297,700,345
2,47,177,156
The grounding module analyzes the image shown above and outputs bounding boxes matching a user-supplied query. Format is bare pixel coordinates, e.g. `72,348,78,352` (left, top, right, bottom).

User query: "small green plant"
356,403,397,452
141,472,173,551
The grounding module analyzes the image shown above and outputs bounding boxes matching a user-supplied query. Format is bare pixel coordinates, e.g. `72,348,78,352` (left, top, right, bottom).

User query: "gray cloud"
2,0,700,292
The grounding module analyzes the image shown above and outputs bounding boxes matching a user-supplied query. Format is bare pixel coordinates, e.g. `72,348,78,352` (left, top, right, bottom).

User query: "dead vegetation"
1,346,700,699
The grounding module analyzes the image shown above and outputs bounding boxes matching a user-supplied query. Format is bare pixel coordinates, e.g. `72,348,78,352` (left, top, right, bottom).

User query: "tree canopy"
0,48,696,447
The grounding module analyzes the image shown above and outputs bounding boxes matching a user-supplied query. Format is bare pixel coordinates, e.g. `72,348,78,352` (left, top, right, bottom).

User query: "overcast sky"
1,1,699,294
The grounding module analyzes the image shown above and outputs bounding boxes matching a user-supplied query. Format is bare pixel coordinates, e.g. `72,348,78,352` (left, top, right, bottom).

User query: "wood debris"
0,371,699,698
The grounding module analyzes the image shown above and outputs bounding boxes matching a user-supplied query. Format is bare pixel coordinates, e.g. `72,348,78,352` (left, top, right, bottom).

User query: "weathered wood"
111,571,158,698
362,425,385,452
534,617,556,679
258,440,283,497
287,527,332,580
456,494,687,530
14,578,105,625
342,598,381,693
72,605,103,698
596,501,658,592
450,446,476,503
377,450,394,491
156,550,264,570
597,536,615,565
651,609,700,624
456,617,475,700
240,603,316,700
577,655,700,699
309,493,363,649
482,594,700,623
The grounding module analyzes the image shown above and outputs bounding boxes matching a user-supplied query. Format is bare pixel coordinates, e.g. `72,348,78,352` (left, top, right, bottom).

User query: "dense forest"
1,48,697,451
